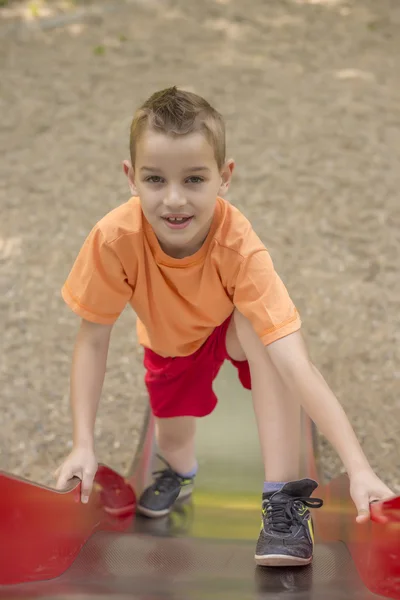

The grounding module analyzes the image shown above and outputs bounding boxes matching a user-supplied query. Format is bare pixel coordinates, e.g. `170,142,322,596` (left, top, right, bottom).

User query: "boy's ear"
122,160,138,196
219,159,235,196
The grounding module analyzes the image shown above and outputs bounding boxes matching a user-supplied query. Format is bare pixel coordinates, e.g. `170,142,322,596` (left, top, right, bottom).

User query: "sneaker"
255,479,323,567
137,457,195,518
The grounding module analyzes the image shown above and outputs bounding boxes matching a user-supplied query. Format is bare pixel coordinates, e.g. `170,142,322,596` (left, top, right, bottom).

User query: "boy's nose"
163,187,187,210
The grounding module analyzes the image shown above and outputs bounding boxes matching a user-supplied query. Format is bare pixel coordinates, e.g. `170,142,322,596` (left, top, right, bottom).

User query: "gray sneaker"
137,459,195,518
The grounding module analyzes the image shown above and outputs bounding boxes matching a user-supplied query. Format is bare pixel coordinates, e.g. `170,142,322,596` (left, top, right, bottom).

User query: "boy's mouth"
161,214,194,230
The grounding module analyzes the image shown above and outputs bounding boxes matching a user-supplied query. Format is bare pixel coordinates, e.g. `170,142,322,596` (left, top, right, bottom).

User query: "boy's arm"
71,319,113,448
55,319,112,501
266,330,394,522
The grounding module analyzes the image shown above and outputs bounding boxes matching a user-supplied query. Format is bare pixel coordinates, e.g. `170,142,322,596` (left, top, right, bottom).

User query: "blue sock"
178,463,198,479
263,481,286,494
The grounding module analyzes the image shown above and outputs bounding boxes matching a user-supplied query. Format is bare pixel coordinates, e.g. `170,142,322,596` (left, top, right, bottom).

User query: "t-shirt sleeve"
61,225,133,324
233,250,301,345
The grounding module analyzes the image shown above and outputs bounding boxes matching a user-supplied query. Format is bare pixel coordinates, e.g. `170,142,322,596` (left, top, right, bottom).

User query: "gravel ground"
1,0,399,492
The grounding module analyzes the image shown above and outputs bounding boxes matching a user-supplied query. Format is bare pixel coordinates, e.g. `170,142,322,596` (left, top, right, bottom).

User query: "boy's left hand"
350,469,395,524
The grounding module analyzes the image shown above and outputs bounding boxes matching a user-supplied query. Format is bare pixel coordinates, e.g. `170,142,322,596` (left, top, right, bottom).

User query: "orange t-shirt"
62,196,301,357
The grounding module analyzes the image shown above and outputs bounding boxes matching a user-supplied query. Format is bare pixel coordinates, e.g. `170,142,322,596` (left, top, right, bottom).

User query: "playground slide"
0,362,399,599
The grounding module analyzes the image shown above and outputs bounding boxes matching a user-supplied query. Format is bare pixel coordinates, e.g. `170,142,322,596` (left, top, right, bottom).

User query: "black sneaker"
137,458,195,518
255,479,323,567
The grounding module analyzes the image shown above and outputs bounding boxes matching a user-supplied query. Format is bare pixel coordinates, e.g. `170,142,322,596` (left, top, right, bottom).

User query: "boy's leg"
138,417,198,518
226,309,323,566
139,337,223,519
140,327,230,518
226,312,301,482
155,416,197,475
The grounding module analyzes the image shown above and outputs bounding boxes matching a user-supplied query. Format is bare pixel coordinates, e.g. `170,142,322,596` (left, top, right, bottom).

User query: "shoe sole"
137,485,193,518
255,554,312,567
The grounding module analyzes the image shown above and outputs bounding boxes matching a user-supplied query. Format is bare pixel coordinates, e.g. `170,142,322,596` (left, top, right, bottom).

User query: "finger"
369,487,394,524
356,511,370,524
81,470,95,504
370,500,389,525
56,469,72,491
354,492,371,523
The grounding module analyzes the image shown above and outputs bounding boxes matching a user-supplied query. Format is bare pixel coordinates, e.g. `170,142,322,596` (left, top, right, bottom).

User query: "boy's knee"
156,417,195,451
226,309,247,361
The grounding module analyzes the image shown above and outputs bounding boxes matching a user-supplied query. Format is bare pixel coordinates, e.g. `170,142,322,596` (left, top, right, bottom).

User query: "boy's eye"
186,176,204,184
145,175,164,183
144,175,204,184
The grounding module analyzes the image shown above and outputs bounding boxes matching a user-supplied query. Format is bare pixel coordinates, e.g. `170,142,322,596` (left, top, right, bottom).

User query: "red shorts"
143,316,251,418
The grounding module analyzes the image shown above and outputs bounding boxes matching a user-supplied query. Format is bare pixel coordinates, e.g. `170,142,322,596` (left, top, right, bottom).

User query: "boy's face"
124,129,234,258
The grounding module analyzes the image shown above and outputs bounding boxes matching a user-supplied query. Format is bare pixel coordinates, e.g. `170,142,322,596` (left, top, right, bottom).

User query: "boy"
56,87,393,567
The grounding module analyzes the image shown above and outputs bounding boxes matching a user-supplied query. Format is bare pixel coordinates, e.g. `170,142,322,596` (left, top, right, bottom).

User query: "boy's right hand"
55,447,98,504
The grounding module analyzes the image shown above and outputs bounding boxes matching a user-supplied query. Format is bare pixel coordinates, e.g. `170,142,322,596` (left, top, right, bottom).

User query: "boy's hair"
130,87,226,169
